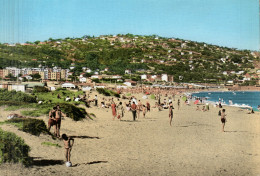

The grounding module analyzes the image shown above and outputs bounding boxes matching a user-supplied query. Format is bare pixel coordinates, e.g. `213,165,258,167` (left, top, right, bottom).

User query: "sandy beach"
0,92,259,176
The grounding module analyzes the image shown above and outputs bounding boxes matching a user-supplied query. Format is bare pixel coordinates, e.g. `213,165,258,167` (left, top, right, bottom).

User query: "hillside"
0,34,259,83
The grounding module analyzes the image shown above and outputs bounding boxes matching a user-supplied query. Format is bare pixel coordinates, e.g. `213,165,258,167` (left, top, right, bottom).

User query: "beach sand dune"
0,95,259,176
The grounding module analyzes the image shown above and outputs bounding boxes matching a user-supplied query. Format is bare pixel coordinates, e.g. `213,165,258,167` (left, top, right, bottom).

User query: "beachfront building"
61,83,76,89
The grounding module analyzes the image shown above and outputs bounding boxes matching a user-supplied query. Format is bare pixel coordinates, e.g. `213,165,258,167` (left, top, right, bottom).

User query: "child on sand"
62,134,74,163
221,109,227,132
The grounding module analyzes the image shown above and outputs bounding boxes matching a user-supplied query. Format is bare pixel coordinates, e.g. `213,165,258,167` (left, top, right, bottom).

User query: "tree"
31,73,41,80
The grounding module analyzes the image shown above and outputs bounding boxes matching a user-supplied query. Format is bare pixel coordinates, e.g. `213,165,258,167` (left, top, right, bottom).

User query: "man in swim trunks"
55,105,66,138
221,109,227,132
48,106,57,135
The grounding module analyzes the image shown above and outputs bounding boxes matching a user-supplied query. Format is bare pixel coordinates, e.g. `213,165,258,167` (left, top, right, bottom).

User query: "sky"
0,0,259,51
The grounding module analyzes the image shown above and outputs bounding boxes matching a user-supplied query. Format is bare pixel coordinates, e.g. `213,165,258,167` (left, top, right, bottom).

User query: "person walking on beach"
48,106,57,135
62,134,74,164
169,103,174,126
111,101,117,120
137,100,143,118
177,99,180,110
131,101,137,121
146,101,150,112
117,102,124,120
221,109,227,132
55,105,66,138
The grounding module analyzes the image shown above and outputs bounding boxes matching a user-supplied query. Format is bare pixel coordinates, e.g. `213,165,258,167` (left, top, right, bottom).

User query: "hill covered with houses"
0,34,259,85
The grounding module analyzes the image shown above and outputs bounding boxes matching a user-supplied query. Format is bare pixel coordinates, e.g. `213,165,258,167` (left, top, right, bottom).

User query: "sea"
191,91,260,111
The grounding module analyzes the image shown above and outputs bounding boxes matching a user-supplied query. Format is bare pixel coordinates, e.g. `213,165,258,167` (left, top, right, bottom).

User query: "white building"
82,86,92,91
141,74,147,80
161,74,168,82
125,70,131,74
79,77,87,83
91,75,99,79
86,68,92,73
10,85,26,92
61,83,76,89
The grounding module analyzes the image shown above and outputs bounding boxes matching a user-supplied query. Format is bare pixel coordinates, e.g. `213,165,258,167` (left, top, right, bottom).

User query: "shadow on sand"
70,135,101,139
31,157,64,166
120,120,140,122
72,161,108,167
224,131,248,133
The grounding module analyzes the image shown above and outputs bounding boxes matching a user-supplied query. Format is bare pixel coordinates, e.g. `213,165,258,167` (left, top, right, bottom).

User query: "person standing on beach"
48,106,57,135
55,105,66,138
111,101,117,120
94,95,98,106
146,101,150,112
142,105,147,118
177,99,180,110
169,103,174,126
221,109,227,132
131,101,137,121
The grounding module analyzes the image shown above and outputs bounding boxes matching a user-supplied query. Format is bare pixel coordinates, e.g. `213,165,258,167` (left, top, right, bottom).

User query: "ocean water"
192,91,260,111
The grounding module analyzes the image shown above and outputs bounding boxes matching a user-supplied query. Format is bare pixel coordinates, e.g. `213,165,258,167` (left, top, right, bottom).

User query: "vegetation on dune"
0,128,31,166
0,89,36,103
3,118,49,136
96,88,120,98
41,141,61,148
1,88,92,121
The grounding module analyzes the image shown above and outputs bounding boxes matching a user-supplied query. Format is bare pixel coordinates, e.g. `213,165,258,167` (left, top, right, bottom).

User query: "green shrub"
58,103,87,121
8,118,49,136
96,88,120,98
33,86,49,93
0,128,31,166
0,89,36,103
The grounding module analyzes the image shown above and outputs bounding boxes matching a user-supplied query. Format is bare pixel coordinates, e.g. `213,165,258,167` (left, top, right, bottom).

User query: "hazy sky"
0,0,259,50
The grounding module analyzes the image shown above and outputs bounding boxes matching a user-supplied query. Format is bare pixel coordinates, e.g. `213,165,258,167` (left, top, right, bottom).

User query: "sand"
0,93,260,176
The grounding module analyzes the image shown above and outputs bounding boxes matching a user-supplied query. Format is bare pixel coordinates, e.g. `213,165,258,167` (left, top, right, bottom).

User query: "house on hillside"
243,73,251,81
141,74,147,80
161,74,168,82
125,70,131,74
79,77,87,83
18,74,32,81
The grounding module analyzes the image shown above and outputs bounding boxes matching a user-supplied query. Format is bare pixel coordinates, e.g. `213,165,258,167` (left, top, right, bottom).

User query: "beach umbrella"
194,100,199,104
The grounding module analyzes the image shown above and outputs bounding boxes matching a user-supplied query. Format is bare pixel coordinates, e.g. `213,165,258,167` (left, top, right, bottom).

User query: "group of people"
48,105,74,164
48,105,66,138
109,97,151,121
